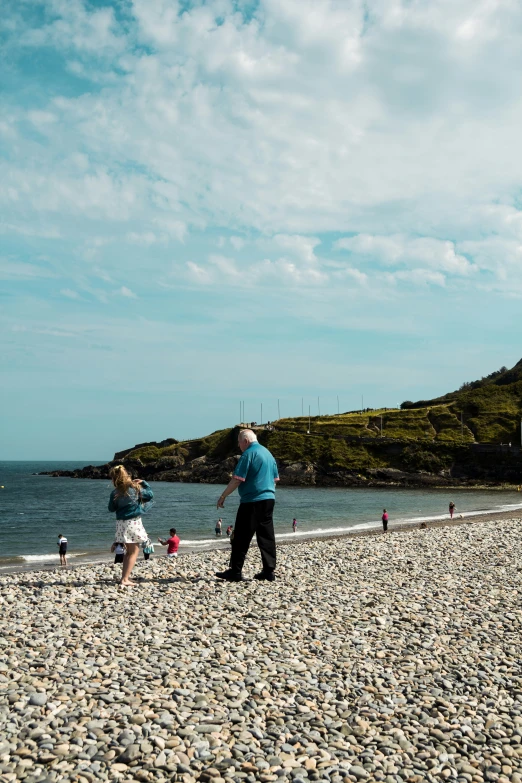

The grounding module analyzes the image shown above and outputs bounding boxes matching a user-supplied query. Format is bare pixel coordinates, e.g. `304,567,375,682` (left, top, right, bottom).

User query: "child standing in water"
108,465,153,587
382,509,389,533
292,518,297,533
449,501,456,519
57,534,68,567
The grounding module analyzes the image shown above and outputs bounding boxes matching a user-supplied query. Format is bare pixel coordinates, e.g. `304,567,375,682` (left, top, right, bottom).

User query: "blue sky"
1,0,522,459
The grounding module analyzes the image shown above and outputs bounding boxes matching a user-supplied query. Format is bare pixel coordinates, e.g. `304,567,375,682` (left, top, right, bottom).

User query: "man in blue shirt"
216,429,279,582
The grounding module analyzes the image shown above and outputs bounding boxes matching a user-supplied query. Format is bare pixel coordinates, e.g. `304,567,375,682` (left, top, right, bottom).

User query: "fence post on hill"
308,405,311,434
337,395,339,415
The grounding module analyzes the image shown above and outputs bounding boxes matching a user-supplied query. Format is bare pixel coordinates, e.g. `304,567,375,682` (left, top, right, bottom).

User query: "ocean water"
1,461,522,569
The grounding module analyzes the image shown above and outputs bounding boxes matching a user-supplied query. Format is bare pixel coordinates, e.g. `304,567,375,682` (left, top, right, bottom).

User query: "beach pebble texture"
1,518,522,783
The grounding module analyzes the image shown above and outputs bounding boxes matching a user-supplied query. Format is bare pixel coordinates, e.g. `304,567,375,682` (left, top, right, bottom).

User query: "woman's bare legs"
121,543,139,586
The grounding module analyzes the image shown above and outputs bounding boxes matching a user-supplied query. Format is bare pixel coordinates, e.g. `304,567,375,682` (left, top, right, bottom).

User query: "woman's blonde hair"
110,464,140,499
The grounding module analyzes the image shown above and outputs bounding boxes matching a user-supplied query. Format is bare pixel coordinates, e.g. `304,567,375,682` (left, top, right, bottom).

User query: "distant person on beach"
292,518,297,533
158,528,180,558
57,534,68,567
111,542,125,564
449,501,456,519
143,539,154,561
216,428,279,582
108,465,153,588
226,525,233,537
382,509,389,533
215,518,222,537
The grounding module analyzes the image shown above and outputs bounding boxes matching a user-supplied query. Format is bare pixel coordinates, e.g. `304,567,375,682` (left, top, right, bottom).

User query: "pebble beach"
1,517,522,783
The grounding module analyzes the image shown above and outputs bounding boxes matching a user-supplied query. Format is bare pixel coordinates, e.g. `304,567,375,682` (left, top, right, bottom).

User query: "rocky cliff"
42,358,522,487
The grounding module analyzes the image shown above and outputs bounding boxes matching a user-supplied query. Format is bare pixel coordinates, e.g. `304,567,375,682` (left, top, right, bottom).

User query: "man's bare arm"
217,478,242,509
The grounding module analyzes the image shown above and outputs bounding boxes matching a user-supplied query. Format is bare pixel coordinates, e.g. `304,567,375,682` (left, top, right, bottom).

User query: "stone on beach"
0,517,522,783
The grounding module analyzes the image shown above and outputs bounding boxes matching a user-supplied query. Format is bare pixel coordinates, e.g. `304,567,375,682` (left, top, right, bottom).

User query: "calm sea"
1,461,521,570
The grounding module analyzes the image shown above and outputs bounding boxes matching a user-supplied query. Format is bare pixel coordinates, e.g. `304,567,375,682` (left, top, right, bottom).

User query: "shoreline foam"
1,504,521,575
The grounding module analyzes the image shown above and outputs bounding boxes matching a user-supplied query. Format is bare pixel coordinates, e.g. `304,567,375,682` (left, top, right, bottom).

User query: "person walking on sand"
449,501,456,519
215,518,222,537
57,534,68,567
158,528,180,558
108,465,153,587
215,429,279,582
292,518,297,533
382,509,389,533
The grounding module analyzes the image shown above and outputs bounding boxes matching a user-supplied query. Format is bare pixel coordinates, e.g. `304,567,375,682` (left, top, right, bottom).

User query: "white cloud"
385,269,447,287
336,234,475,276
0,259,57,279
119,286,137,298
0,222,61,239
3,0,522,301
60,288,80,299
273,235,321,264
127,231,164,246
186,250,331,288
27,110,57,126
20,0,124,56
229,236,245,251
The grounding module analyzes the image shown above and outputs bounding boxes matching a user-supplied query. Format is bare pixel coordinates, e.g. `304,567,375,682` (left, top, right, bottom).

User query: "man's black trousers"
230,499,276,576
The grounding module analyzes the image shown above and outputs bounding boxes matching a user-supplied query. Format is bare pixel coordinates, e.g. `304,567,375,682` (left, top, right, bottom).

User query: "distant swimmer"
449,501,456,519
382,509,389,533
57,534,68,567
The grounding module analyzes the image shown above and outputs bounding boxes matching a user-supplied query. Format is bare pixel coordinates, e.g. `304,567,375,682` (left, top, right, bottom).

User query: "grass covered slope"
100,358,522,486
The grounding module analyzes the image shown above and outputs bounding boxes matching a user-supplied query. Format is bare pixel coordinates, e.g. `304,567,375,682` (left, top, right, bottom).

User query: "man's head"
169,528,176,536
238,429,257,452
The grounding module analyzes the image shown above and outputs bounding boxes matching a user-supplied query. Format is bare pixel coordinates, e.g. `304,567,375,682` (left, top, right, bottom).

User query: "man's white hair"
239,429,258,444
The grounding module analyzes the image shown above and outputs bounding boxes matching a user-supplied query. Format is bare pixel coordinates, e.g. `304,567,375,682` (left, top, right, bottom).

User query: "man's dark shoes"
254,571,275,582
215,569,248,582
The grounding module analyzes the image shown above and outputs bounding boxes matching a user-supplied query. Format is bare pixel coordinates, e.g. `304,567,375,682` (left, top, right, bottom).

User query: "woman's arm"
108,492,117,513
136,479,153,502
